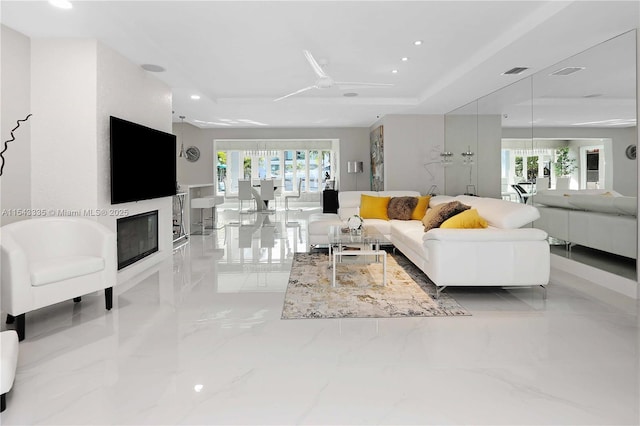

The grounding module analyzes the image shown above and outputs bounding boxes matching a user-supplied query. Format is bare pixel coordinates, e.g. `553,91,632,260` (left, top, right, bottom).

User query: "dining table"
251,183,280,212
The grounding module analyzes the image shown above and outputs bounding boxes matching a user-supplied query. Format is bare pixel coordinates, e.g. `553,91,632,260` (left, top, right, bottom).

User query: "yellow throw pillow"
440,209,488,229
411,195,431,220
360,194,391,220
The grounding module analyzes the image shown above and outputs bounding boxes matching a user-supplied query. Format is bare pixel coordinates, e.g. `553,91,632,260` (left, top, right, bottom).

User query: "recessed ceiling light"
413,40,423,46
49,0,73,9
190,95,201,100
401,57,409,62
343,92,358,97
141,64,165,72
391,69,398,74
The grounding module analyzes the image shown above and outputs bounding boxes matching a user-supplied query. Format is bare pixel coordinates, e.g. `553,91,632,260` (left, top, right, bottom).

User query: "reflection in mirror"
531,30,636,280
445,30,637,281
478,77,533,201
444,100,479,196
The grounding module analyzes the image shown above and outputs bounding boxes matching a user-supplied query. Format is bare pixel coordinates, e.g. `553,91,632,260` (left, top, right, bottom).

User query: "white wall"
30,39,99,212
378,115,444,194
96,42,173,283
477,114,502,198
0,25,31,225
27,37,172,284
173,125,369,191
174,117,446,194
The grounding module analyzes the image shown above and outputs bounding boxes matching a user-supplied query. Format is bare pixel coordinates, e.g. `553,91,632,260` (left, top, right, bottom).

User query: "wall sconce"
461,146,474,165
440,151,454,166
347,160,364,190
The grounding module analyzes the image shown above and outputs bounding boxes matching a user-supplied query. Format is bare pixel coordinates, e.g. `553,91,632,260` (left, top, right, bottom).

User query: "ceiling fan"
273,50,394,102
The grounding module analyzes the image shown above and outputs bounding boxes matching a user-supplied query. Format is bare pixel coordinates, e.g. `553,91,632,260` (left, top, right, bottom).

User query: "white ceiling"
1,0,638,128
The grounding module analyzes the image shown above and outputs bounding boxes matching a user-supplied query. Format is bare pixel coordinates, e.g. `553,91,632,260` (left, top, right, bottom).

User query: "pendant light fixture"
178,116,186,158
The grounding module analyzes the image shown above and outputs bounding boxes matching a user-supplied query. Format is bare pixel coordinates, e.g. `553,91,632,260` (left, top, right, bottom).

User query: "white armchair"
1,330,18,412
1,217,116,341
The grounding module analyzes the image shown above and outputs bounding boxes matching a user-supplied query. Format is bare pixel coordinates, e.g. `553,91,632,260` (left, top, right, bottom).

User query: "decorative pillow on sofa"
387,196,418,220
440,208,488,229
360,194,391,220
410,195,431,220
421,201,470,232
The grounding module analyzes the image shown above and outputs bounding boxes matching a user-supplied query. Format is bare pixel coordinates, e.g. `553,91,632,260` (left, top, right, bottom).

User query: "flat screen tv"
110,116,177,204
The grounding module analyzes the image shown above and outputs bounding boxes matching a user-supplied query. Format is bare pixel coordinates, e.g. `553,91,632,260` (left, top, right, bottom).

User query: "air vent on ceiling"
550,66,585,76
141,64,165,72
502,67,529,75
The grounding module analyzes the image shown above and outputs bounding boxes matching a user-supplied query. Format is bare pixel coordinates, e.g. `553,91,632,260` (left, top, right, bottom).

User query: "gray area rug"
282,251,470,319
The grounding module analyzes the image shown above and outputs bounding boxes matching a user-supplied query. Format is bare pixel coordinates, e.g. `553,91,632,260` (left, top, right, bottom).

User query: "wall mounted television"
110,116,177,204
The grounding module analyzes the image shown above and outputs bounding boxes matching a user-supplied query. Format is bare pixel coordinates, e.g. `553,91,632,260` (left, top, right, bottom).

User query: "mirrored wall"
445,30,637,280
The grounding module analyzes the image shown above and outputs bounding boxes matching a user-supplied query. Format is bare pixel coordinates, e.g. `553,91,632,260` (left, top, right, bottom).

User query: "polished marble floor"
2,208,639,425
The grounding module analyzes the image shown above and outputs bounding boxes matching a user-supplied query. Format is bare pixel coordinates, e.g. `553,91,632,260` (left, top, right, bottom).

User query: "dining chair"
511,184,531,204
273,179,283,210
238,179,255,213
260,179,275,212
285,178,303,211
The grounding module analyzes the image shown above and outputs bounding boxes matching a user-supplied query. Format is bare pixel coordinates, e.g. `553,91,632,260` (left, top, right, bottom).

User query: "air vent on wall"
550,66,585,76
502,67,529,75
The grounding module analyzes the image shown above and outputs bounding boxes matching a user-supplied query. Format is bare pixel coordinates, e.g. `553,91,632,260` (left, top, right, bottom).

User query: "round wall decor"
625,144,636,160
185,146,200,162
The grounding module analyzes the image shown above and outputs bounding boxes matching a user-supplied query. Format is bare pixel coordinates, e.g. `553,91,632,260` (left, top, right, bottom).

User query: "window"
216,145,334,195
216,152,227,192
527,156,539,181
296,151,306,191
515,157,523,178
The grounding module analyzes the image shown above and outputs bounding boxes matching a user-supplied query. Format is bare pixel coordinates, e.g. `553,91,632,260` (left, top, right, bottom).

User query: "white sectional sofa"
533,189,637,259
308,190,421,245
308,191,550,297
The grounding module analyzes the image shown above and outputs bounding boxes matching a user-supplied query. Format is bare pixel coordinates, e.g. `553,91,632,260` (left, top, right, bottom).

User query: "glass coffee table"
328,225,390,287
